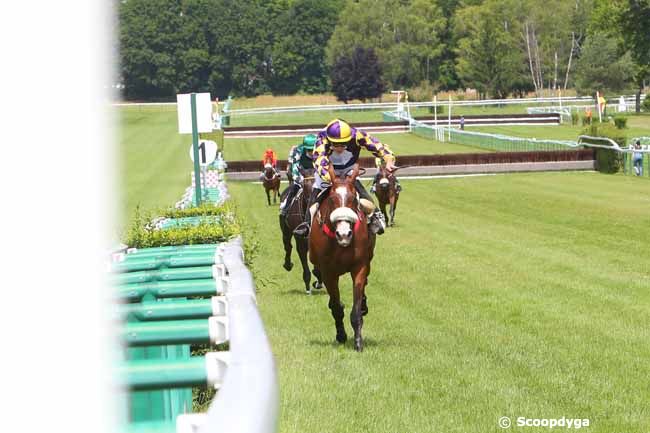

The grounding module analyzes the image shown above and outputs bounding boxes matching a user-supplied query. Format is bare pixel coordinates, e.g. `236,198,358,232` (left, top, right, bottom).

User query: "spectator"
633,140,644,176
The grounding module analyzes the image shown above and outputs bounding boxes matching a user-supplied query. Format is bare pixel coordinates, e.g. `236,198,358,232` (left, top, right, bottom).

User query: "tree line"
119,0,649,101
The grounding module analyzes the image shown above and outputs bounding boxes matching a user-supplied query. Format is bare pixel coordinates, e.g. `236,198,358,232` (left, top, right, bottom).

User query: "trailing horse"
309,165,375,351
262,164,280,206
279,170,323,294
374,165,400,227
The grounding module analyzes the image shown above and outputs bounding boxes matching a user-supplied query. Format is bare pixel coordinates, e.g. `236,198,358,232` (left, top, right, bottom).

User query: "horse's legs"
379,199,388,227
266,188,271,206
350,266,369,352
295,236,311,294
389,193,397,226
312,267,323,290
325,274,346,343
279,215,293,272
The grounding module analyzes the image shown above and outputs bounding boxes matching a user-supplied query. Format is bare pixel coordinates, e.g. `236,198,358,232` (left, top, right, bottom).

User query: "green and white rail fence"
113,157,278,433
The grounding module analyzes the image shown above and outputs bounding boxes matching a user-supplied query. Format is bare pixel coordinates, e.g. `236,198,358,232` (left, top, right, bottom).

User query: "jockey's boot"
396,179,402,194
279,184,298,217
369,209,386,235
370,183,376,194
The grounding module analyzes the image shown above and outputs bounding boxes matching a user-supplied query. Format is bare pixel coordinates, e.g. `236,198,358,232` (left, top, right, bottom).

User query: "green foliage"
574,32,637,95
124,204,241,248
160,202,236,219
331,47,385,103
582,123,626,173
571,111,580,125
326,0,446,89
643,95,650,112
613,115,628,129
454,2,523,98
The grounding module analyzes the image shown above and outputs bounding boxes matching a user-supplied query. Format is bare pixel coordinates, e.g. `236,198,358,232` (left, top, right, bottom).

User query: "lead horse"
262,164,280,206
279,169,323,294
309,164,375,351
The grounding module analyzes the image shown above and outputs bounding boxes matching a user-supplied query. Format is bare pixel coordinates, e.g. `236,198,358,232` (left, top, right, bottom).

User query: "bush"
571,111,579,125
428,104,445,115
581,124,626,173
124,203,241,248
643,95,650,112
613,116,627,129
408,80,437,102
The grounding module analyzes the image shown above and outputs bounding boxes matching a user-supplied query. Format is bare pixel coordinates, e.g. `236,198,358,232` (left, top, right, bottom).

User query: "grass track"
228,172,650,433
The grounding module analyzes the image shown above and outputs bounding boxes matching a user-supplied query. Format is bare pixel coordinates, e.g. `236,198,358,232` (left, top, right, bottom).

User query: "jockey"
260,148,279,180
279,134,317,217
370,157,402,194
293,119,395,237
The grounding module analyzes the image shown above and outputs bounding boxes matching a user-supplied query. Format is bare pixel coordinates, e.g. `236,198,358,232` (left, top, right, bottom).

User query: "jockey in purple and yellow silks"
293,119,396,237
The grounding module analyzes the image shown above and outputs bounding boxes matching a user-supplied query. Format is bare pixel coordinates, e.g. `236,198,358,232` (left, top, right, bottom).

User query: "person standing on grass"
633,140,644,176
460,115,465,130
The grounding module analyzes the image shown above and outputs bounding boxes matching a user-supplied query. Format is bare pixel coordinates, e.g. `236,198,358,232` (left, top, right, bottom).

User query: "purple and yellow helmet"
325,119,354,143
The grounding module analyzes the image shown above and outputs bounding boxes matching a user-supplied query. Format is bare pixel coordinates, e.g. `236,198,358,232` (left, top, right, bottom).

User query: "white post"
596,91,602,123
448,96,452,141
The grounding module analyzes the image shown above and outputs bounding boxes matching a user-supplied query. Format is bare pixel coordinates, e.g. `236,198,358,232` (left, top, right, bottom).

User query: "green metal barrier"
115,243,228,426
118,279,223,301
119,297,225,321
122,317,227,346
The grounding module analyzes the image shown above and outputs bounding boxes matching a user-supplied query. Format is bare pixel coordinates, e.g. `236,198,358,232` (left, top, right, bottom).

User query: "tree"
326,0,445,89
454,3,523,98
270,0,343,94
620,0,650,112
574,32,636,95
331,47,385,103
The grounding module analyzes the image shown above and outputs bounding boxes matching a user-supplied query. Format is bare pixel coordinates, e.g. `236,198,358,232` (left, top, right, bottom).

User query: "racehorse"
309,164,375,352
262,163,280,206
374,165,400,227
279,170,323,294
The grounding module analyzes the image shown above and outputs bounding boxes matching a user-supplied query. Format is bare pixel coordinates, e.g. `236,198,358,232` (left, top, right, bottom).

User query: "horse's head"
263,163,275,180
322,165,361,247
378,165,395,191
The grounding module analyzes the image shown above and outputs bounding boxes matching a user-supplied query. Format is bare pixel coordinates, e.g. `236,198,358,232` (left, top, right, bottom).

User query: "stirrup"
293,222,310,236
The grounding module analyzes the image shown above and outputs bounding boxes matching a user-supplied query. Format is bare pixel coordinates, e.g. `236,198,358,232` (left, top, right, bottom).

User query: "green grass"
472,114,650,143
117,107,190,235
229,172,650,433
223,133,486,162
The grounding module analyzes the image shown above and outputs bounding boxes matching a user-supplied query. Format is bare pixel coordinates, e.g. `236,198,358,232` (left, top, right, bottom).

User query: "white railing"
178,237,279,433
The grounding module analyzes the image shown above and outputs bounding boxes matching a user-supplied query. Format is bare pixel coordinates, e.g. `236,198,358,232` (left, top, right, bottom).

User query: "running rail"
179,236,279,433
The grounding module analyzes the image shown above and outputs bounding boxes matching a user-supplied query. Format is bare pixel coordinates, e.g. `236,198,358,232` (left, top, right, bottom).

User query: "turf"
229,172,650,433
222,133,487,162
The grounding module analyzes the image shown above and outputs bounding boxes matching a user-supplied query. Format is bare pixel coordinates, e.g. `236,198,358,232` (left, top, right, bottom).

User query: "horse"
309,164,375,352
374,165,400,227
279,169,323,294
262,163,280,206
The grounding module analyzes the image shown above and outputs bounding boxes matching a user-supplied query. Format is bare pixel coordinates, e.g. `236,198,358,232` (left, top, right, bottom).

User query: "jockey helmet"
265,148,274,155
302,134,317,150
325,119,353,143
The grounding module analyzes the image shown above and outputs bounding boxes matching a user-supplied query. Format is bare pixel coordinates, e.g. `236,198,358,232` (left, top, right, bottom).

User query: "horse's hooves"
336,332,347,344
312,281,323,290
305,289,312,296
354,338,363,352
283,262,293,271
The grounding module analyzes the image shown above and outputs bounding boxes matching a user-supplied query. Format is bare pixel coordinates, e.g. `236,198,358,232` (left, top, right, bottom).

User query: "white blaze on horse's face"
379,178,390,189
330,186,358,247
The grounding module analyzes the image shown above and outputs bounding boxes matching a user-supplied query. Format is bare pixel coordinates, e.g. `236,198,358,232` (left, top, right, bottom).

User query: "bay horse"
262,164,280,206
309,165,375,351
278,170,323,294
374,165,400,227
